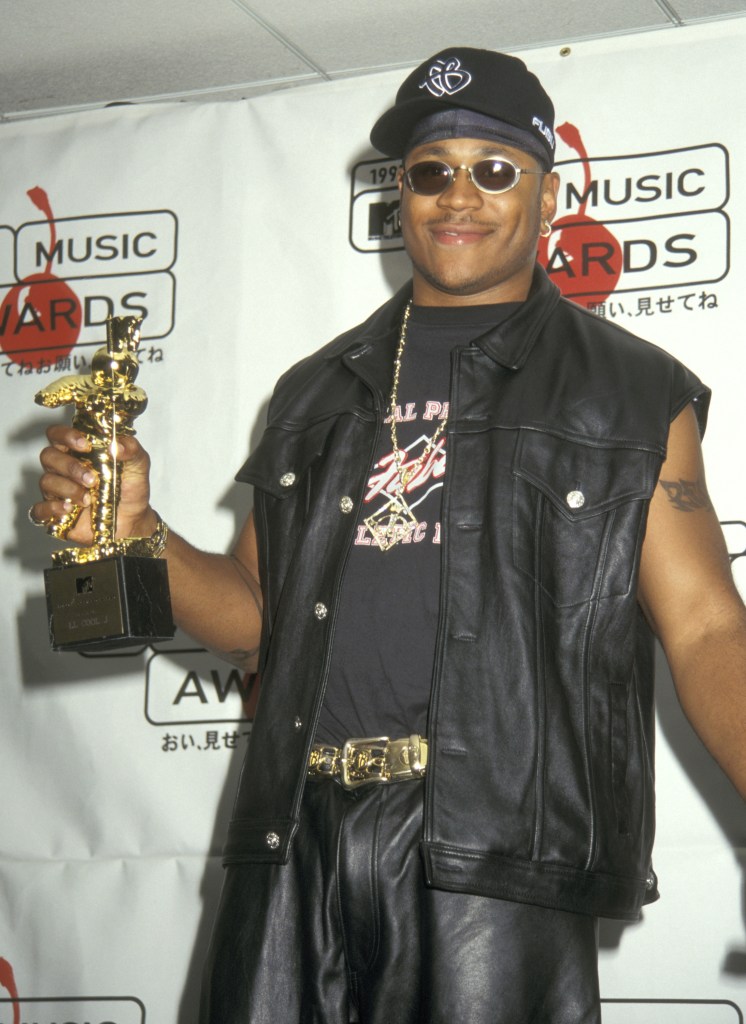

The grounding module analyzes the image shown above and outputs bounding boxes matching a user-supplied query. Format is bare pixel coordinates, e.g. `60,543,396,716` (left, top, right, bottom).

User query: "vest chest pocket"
236,420,339,569
512,430,659,608
237,421,334,500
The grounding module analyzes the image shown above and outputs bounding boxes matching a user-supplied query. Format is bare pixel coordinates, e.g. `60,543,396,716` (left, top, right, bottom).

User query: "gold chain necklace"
364,301,448,550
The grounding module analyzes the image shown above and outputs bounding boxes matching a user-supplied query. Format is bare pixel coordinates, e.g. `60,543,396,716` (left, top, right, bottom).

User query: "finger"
114,434,149,464
31,498,93,544
39,446,98,490
29,496,86,526
38,475,93,516
46,424,92,454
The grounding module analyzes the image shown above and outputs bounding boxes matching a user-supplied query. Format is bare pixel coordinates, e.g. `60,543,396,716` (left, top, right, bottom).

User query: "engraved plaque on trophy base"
44,555,175,652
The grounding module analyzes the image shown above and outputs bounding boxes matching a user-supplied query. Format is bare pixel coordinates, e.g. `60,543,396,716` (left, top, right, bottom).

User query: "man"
32,48,746,1023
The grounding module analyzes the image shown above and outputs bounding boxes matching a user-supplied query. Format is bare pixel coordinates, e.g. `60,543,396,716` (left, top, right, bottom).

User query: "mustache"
424,215,494,229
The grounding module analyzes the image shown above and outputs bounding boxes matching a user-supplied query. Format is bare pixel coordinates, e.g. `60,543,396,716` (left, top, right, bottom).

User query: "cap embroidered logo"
532,116,555,150
419,57,472,98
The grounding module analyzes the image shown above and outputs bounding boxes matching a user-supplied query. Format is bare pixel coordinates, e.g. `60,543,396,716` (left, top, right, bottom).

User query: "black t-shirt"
315,302,520,746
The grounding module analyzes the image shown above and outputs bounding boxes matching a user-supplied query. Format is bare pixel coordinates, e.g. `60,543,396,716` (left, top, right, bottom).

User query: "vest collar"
471,265,561,370
339,265,562,394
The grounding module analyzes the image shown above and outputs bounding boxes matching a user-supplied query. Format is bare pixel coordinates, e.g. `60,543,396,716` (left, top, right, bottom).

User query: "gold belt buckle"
340,736,389,789
388,734,428,780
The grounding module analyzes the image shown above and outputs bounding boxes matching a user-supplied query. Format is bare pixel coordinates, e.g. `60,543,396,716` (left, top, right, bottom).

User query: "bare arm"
162,511,263,670
33,425,263,671
638,403,746,799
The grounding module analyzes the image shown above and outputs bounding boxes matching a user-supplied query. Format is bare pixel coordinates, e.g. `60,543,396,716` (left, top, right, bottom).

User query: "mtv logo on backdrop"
368,201,400,241
349,158,403,253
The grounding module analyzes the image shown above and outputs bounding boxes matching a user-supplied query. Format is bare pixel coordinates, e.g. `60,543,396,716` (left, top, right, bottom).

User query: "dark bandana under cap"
404,109,551,169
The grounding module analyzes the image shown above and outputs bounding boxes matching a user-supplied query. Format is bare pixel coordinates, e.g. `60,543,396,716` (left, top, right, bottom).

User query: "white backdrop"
2,21,746,1024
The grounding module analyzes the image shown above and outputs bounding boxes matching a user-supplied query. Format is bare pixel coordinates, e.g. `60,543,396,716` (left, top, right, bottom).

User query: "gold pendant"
364,494,418,551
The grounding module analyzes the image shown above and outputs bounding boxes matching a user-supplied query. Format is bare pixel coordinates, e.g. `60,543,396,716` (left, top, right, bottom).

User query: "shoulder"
548,294,711,434
266,283,411,424
553,293,672,359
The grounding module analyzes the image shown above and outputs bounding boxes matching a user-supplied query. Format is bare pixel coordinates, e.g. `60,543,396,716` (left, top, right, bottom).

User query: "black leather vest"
226,267,709,920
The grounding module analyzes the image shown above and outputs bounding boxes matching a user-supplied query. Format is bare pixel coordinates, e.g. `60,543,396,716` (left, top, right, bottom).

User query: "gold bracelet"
147,512,169,557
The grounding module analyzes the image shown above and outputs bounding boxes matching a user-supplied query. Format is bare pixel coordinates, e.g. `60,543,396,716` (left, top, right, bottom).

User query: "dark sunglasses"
404,158,544,196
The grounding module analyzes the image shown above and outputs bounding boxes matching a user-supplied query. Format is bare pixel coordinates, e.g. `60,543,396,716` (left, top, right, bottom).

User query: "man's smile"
428,220,493,246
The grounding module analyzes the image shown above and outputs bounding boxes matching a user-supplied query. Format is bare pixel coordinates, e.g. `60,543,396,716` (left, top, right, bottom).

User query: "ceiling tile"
2,0,745,119
0,0,314,114
672,0,746,17
244,0,672,73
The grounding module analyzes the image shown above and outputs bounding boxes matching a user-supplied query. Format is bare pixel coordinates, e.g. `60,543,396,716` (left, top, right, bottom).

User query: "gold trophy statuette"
35,315,174,651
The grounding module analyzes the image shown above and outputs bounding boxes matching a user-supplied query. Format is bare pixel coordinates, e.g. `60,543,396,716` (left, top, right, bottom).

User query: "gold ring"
27,504,48,527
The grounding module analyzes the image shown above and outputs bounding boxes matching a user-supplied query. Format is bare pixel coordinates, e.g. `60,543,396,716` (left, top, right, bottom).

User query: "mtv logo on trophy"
34,315,174,651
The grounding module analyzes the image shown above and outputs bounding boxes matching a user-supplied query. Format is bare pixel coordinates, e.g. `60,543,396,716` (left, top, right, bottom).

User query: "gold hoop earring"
540,220,553,238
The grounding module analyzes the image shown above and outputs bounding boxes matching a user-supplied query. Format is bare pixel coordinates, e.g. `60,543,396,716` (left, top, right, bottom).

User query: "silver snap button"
566,490,585,509
293,716,303,731
339,496,354,514
266,831,280,850
279,472,296,487
314,602,328,620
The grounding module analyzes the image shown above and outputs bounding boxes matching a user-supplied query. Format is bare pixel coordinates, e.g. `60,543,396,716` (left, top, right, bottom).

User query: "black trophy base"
44,554,175,652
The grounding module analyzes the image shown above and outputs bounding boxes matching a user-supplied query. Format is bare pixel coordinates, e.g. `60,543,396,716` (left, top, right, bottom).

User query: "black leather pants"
200,778,601,1023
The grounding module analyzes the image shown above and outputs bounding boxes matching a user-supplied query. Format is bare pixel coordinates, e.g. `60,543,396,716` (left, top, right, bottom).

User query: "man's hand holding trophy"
31,315,174,651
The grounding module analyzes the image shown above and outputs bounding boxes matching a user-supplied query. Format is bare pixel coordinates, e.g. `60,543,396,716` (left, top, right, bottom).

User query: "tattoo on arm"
658,476,712,512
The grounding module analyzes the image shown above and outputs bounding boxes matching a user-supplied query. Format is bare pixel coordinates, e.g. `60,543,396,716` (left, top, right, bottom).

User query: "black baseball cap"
370,47,556,168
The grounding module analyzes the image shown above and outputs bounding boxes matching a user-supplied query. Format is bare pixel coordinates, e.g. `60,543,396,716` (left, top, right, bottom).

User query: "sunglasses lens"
471,159,520,193
406,159,523,195
406,161,452,195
